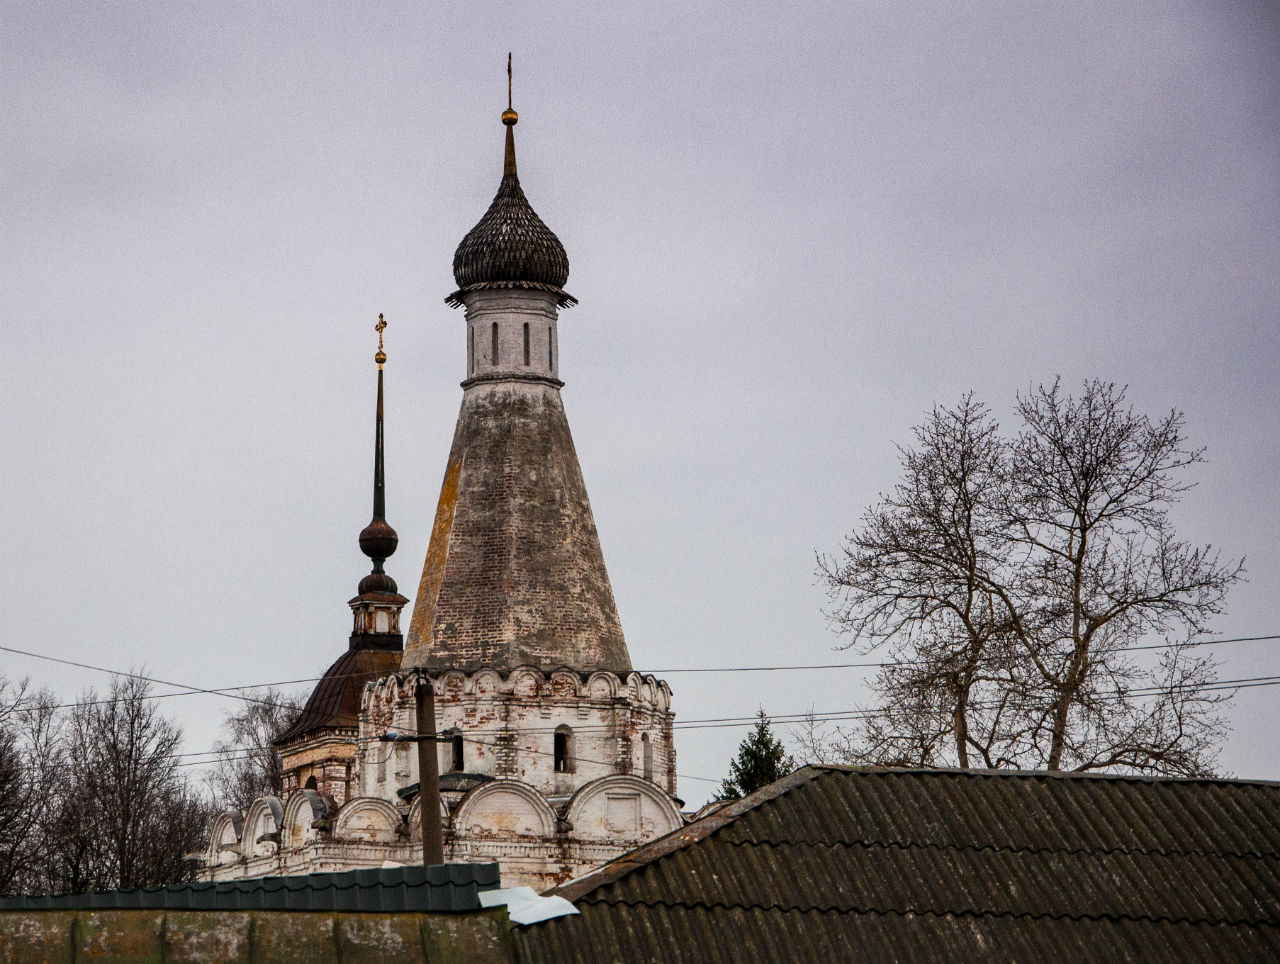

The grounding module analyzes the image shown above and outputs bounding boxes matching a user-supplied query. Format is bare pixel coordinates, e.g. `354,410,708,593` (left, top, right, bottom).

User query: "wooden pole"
415,672,444,866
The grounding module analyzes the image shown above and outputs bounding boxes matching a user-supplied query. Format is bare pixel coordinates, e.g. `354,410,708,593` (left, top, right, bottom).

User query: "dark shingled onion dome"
447,107,575,308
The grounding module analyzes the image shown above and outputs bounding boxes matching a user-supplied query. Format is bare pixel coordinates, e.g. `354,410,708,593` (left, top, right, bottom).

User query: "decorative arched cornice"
406,792,452,844
242,796,284,856
549,669,579,697
207,811,243,864
453,779,557,838
439,670,468,698
333,797,403,843
470,668,502,695
281,789,332,848
509,666,544,698
563,774,684,836
584,671,617,698
359,665,673,704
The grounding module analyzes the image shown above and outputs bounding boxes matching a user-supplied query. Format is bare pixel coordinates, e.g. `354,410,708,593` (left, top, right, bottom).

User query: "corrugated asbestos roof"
0,863,499,914
514,766,1280,963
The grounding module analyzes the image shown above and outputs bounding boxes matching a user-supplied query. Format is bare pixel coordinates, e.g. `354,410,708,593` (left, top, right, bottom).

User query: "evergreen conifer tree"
719,710,794,800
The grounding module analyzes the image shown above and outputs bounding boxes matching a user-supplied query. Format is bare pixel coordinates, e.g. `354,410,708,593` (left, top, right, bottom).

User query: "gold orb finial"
375,313,387,367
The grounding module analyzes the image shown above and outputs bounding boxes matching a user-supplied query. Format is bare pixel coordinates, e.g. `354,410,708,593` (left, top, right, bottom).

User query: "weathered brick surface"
405,378,631,675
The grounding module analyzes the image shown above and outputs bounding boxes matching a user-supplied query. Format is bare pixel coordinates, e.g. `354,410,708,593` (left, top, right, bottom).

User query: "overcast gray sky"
2,1,1277,805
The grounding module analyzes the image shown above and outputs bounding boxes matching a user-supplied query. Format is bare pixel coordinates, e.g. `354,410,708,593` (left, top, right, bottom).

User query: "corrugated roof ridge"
819,764,1280,789
705,834,1280,862
575,892,1280,930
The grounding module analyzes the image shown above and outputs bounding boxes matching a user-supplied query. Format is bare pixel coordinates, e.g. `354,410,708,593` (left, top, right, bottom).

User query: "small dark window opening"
491,322,499,365
642,733,653,782
548,326,554,370
523,322,530,365
304,775,318,791
554,726,573,773
450,731,464,772
468,325,474,374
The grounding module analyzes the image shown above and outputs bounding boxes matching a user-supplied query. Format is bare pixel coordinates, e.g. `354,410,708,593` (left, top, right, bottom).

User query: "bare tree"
205,688,303,813
0,676,35,893
816,380,1242,776
41,675,213,892
0,678,63,895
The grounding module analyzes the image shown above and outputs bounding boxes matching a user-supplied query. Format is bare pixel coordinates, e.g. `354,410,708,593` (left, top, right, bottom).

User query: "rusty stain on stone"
409,456,462,649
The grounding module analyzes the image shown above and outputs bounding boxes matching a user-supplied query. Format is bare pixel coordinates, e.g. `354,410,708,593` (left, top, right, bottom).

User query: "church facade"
201,87,684,891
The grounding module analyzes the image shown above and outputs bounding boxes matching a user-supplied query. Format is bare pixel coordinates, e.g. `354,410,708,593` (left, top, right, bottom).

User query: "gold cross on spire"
503,53,518,128
375,313,387,368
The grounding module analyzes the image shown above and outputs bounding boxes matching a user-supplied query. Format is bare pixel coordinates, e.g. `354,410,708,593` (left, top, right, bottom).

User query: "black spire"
357,314,400,596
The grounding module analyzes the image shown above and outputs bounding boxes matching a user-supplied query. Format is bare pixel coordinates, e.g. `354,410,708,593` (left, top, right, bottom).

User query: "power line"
642,634,1280,673
0,645,287,710
4,633,1276,715
7,642,1280,782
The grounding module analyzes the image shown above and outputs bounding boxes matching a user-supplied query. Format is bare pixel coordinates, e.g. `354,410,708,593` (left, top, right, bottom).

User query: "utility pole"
415,671,445,866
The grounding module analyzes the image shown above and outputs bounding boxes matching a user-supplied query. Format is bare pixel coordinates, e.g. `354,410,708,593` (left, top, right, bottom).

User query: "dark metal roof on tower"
447,55,575,308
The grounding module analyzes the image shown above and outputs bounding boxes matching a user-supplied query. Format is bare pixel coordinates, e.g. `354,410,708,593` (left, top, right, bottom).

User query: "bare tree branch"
812,380,1243,777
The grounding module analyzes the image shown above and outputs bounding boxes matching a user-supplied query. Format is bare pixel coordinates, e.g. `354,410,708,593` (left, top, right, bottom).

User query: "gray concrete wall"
0,908,514,963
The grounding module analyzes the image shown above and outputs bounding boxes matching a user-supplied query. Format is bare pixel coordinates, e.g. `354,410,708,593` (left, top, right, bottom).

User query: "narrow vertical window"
491,322,499,365
523,322,530,365
468,324,474,375
548,326,554,370
554,725,574,773
449,731,464,772
642,733,653,782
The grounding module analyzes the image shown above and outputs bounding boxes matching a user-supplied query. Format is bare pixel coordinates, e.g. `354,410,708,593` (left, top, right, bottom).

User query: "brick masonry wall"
404,378,632,676
356,671,676,801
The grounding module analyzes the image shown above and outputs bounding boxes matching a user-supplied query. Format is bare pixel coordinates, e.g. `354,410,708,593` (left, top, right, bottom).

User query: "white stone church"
200,89,685,891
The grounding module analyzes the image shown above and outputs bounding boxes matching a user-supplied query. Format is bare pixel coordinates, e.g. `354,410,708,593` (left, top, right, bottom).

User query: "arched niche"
564,775,683,844
549,671,579,698
282,790,331,850
653,681,672,712
453,780,557,839
242,796,284,857
208,811,243,866
333,797,403,844
440,671,467,701
510,668,543,699
624,672,643,702
586,672,619,699
406,792,452,844
471,669,501,696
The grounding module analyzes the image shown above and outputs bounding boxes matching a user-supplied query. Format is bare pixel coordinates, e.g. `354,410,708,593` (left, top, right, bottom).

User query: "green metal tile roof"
0,863,500,914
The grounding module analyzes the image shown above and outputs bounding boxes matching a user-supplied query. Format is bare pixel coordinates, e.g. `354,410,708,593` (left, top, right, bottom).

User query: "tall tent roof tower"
404,58,630,675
